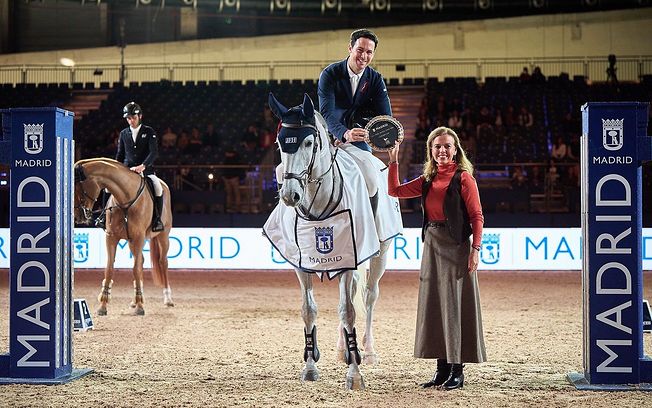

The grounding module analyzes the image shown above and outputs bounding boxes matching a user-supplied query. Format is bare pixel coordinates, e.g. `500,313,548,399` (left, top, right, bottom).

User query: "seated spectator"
476,105,493,137
242,124,259,149
447,110,462,130
550,136,569,162
259,129,275,150
517,106,533,128
177,130,190,153
202,123,219,147
503,105,516,129
187,127,203,154
176,167,196,191
161,126,178,149
222,147,245,213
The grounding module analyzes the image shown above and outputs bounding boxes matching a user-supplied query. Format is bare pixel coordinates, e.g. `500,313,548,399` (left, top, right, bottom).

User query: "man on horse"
96,101,164,232
317,28,392,214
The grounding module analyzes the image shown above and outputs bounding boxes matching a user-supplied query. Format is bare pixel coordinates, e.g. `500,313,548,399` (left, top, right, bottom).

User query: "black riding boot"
95,190,109,229
151,195,164,232
369,192,379,218
442,363,464,390
421,359,451,388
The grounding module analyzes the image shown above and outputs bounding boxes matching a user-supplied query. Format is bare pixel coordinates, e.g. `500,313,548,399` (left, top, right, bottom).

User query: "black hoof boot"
442,363,464,390
342,327,361,365
303,326,320,362
421,359,451,388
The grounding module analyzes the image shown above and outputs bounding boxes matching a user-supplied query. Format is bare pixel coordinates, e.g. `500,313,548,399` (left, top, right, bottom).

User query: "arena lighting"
208,173,214,180
59,57,75,67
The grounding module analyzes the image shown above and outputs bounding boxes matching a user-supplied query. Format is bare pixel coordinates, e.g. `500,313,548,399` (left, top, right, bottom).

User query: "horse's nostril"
293,193,300,203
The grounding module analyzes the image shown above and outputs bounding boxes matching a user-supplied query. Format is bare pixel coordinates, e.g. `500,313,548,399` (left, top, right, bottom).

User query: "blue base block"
567,372,652,391
0,368,93,385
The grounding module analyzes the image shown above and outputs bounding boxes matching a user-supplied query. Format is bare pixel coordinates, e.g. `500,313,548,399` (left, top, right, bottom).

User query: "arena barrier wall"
1,227,651,271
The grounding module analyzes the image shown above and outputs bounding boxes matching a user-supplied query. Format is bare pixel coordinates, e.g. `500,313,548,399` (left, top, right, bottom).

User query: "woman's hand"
468,247,479,274
388,143,400,163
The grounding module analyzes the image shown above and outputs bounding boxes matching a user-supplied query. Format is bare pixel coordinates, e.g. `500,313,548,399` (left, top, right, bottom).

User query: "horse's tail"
352,263,367,322
149,237,165,288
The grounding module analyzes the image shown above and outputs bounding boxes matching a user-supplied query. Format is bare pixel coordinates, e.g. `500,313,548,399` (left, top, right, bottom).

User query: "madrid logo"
73,233,89,263
602,118,624,151
24,123,44,155
314,226,334,254
480,233,500,265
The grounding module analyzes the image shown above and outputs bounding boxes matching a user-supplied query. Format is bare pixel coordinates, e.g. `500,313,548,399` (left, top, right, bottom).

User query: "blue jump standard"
0,368,93,385
567,372,652,392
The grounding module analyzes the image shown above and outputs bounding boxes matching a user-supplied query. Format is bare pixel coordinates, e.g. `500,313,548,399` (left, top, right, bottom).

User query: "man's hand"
130,164,146,174
344,127,368,143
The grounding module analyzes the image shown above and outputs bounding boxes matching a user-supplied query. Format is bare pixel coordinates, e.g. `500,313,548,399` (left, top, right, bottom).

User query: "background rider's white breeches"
147,174,163,197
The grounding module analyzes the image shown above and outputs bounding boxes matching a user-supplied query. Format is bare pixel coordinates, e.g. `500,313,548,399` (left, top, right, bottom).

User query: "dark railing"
1,55,651,86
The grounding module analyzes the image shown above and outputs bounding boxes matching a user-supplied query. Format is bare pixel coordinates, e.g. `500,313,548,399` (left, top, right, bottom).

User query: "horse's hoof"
362,352,379,365
97,308,107,316
345,374,365,390
132,307,145,316
164,301,174,307
301,368,320,382
129,302,136,308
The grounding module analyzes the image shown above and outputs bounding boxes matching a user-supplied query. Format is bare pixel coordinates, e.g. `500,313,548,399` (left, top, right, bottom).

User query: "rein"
75,164,147,240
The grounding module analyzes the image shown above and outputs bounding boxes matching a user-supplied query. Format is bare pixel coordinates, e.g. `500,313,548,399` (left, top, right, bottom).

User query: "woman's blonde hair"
422,126,474,182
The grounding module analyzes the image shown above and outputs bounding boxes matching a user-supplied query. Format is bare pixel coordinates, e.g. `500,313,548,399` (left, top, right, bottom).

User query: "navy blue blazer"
115,124,159,175
318,58,392,152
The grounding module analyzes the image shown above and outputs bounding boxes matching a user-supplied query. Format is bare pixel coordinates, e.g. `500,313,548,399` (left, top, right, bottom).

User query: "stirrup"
151,219,164,232
95,216,106,229
303,326,320,362
342,327,361,365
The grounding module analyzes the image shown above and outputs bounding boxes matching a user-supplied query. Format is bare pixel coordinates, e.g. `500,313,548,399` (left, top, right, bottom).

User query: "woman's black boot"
442,363,464,390
421,359,451,388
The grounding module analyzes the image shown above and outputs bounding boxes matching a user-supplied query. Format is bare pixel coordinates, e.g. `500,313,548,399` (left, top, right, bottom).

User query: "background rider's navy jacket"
115,124,159,176
318,58,392,152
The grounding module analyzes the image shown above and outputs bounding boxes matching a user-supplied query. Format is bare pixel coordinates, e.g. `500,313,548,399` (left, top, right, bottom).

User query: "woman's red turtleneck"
388,162,484,247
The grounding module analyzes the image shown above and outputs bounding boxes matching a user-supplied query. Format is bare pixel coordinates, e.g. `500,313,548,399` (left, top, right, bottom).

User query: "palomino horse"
263,94,402,390
73,158,174,315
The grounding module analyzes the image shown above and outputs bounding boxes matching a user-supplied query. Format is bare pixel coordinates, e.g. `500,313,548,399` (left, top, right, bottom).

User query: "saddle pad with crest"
263,151,382,279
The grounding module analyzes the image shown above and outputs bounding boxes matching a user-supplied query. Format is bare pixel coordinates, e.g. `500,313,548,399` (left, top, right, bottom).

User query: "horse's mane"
76,158,141,180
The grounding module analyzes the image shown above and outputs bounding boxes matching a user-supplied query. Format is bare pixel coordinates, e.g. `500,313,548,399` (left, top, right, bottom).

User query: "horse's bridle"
280,121,337,185
74,165,97,222
279,120,341,219
74,164,147,236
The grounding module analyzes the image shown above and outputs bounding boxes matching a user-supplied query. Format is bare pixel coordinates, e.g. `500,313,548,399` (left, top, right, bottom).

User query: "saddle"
143,176,158,226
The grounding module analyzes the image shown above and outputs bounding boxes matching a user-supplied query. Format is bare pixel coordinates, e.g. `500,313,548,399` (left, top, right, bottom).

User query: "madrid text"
594,173,634,374
15,176,52,367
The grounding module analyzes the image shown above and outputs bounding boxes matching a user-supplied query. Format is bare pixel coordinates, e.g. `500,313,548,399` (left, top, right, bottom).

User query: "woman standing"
388,127,486,390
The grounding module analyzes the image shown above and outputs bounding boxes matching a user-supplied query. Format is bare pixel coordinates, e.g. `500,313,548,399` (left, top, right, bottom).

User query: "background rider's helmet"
122,102,142,118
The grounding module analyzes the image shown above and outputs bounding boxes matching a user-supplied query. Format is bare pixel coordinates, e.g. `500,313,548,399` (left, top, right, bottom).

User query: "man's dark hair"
350,29,378,48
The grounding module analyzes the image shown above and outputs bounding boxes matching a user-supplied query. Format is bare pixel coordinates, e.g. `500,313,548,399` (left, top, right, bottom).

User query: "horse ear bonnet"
269,93,317,154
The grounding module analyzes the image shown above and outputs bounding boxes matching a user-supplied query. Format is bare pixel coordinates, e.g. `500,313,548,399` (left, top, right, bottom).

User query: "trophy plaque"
364,115,404,152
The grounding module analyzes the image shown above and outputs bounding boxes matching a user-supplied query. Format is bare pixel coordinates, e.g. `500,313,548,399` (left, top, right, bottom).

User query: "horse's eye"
305,140,312,148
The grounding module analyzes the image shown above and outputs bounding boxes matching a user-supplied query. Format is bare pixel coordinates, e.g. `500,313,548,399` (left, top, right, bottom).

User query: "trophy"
364,115,404,152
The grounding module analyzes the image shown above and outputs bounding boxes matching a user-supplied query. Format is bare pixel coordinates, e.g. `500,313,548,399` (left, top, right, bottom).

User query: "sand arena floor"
1,269,652,407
